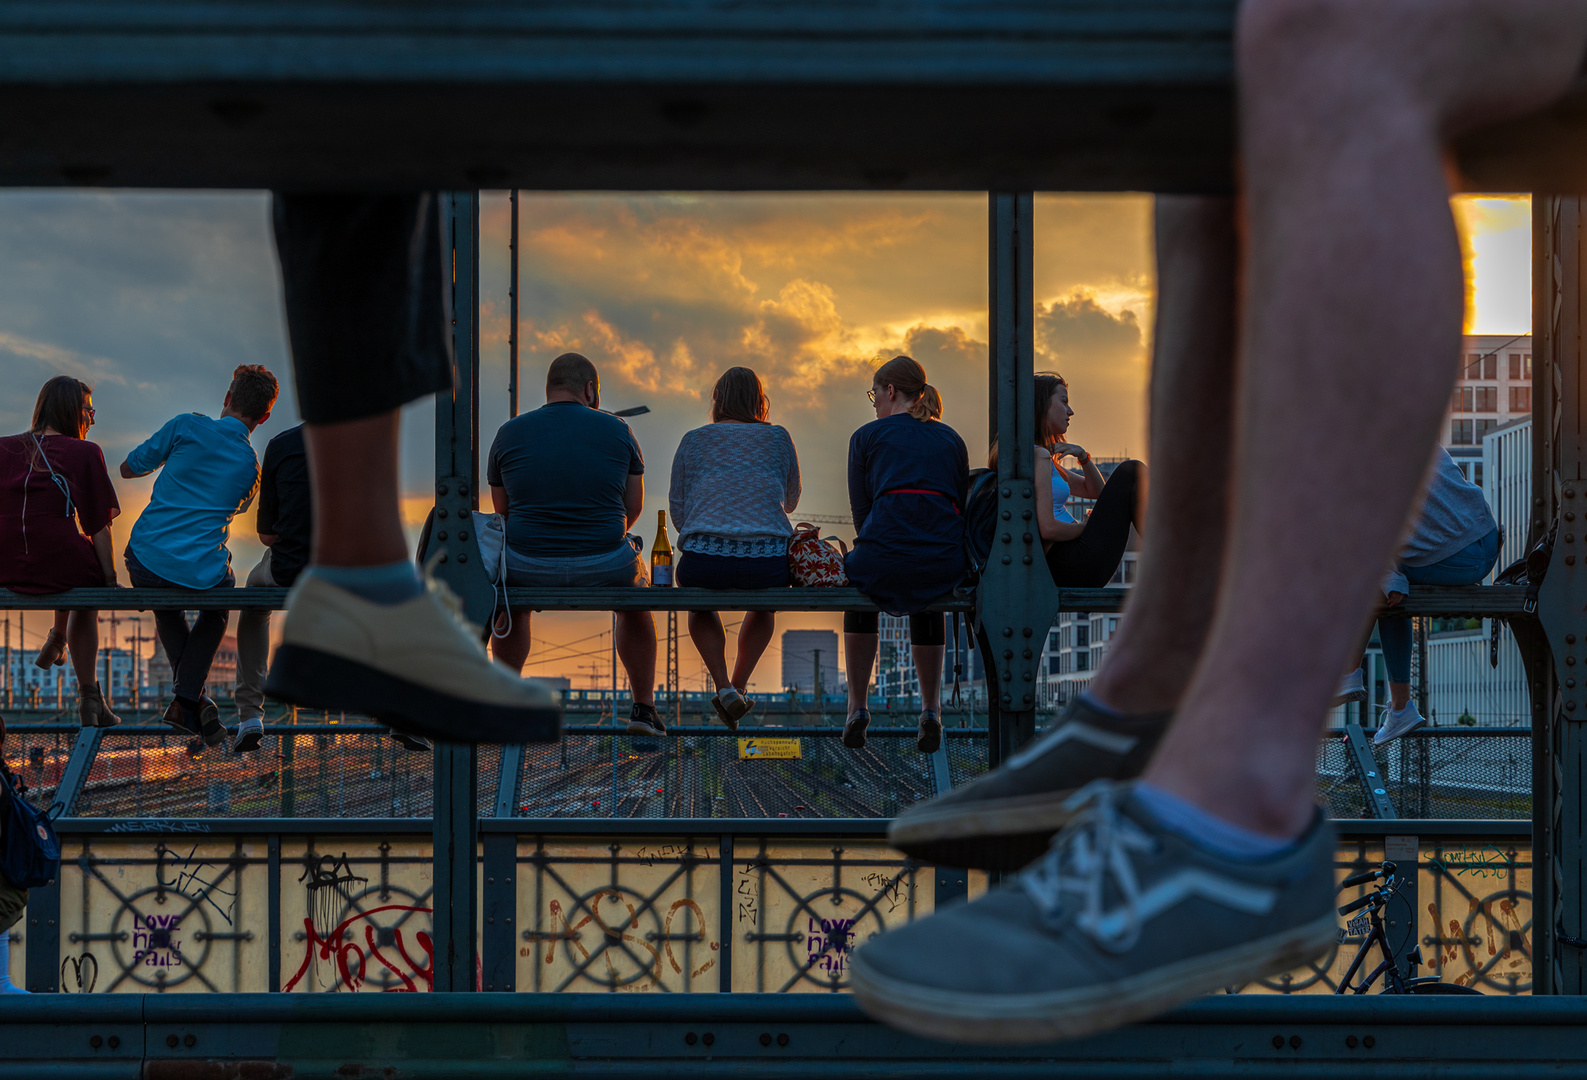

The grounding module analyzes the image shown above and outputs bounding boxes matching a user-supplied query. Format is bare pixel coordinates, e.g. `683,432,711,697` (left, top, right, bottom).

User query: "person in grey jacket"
668,367,800,729
1337,445,1499,744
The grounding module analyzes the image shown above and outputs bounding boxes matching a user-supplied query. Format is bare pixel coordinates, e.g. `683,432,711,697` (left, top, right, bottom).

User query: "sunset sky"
0,192,1531,694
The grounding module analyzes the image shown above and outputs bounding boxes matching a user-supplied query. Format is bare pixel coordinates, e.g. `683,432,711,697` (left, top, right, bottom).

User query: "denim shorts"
505,536,648,589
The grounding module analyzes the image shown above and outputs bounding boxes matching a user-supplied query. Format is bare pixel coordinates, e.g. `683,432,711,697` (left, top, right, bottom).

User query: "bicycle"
1334,860,1482,995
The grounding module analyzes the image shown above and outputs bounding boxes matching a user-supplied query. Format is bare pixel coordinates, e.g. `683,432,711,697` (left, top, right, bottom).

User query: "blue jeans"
1378,528,1499,684
126,545,235,703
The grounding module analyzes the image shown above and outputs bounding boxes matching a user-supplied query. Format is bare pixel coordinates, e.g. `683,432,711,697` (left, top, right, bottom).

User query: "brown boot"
34,628,66,669
78,681,121,728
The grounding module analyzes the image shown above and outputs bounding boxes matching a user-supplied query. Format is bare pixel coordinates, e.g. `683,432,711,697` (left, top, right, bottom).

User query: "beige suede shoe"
263,571,562,744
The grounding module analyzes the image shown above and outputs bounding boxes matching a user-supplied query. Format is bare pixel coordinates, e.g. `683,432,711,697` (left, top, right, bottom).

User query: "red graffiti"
284,904,433,993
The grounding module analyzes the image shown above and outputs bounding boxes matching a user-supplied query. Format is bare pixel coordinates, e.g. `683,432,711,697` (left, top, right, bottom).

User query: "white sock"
1133,782,1298,861
0,931,25,993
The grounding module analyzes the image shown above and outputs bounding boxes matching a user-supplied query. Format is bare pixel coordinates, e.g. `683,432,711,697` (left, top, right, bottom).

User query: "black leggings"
1045,459,1142,588
843,611,946,646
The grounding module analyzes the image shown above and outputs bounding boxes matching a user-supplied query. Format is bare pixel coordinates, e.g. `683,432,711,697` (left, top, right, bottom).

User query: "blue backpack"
0,767,60,890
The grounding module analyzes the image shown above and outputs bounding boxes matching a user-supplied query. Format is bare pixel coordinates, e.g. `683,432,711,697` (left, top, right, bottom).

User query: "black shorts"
676,551,790,590
842,610,946,646
272,193,452,424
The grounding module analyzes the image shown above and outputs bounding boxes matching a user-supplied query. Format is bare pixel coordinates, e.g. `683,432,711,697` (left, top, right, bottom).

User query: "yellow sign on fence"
738,738,802,760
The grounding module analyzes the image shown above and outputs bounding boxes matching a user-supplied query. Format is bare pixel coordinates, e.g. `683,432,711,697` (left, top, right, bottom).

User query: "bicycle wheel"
1404,980,1484,995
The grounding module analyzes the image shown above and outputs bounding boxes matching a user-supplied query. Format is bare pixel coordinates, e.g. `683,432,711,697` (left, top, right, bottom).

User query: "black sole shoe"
265,644,562,745
231,727,263,753
917,713,943,754
842,710,870,749
387,730,434,752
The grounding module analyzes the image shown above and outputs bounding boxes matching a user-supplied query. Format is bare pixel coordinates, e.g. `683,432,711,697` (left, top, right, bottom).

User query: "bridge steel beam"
6,992,1587,1077
429,190,484,994
1534,196,1587,995
982,192,1058,767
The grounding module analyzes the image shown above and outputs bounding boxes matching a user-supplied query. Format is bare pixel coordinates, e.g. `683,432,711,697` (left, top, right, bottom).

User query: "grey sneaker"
852,782,1337,1045
1333,668,1368,707
1373,701,1427,745
916,710,942,753
231,716,265,753
888,696,1170,872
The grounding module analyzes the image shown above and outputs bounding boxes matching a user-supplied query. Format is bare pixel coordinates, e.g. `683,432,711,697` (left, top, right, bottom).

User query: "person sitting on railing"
1337,445,1499,745
841,355,969,755
0,716,28,994
1022,372,1146,587
0,376,122,728
485,352,664,736
120,365,278,750
668,367,801,729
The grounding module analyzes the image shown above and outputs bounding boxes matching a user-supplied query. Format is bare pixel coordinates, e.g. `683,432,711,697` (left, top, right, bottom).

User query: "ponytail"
874,355,938,421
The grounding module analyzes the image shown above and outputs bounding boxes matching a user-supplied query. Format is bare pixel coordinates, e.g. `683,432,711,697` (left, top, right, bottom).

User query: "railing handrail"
0,582,1535,617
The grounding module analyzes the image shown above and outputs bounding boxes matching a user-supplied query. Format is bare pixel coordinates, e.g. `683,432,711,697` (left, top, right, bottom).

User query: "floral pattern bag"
788,523,849,586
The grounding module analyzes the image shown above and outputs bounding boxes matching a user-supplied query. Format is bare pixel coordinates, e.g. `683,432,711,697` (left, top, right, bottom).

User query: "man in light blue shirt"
121,365,278,747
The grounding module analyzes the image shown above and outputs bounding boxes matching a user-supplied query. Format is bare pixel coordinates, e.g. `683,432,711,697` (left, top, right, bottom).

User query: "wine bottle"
651,509,674,586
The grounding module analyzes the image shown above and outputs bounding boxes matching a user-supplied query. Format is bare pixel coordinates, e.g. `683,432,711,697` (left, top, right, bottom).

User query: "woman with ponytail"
841,355,969,756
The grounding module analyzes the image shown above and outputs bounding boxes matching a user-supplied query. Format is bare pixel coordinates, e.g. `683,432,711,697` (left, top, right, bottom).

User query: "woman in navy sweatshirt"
842,355,969,755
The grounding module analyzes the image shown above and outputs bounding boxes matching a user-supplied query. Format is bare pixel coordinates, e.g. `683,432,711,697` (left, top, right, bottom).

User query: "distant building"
3,647,140,708
781,630,839,694
1443,334,1533,485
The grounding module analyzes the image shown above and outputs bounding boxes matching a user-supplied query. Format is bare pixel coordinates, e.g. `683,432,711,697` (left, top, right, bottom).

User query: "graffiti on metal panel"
59,953,98,993
532,891,717,991
1427,844,1516,880
161,845,238,926
287,849,432,992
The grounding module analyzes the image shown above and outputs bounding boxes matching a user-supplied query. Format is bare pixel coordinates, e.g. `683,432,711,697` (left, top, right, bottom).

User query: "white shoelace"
1020,781,1158,954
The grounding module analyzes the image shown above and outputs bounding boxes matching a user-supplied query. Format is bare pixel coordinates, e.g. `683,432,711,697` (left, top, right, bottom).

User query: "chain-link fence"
1315,729,1530,820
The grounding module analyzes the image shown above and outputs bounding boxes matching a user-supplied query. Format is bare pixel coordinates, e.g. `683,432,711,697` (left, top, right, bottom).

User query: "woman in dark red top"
0,377,122,727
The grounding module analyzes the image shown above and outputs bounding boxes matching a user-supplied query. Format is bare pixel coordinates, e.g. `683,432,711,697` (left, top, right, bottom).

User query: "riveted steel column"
432,190,482,993
982,193,1057,767
1536,195,1587,994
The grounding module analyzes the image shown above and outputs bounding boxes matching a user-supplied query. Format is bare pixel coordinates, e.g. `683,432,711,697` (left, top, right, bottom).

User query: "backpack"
961,468,999,584
0,766,60,890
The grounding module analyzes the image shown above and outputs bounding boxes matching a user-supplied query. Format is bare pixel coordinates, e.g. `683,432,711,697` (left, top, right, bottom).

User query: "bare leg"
1087,197,1239,716
616,611,657,706
913,645,944,714
845,633,878,715
64,611,98,689
688,611,732,689
304,412,408,567
1146,0,1587,837
730,611,777,691
492,611,532,673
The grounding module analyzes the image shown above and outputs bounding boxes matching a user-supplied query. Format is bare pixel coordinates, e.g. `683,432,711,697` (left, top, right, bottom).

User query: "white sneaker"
263,571,562,745
1373,702,1427,745
231,716,264,753
1333,668,1367,707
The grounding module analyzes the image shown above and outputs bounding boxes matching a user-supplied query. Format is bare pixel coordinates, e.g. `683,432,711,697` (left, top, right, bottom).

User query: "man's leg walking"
1147,0,1587,839
1086,198,1237,716
262,193,560,744
886,197,1238,869
855,0,1587,1043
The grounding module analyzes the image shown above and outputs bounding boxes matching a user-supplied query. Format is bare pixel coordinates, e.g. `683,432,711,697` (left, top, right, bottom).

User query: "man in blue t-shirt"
121,365,277,748
485,353,660,736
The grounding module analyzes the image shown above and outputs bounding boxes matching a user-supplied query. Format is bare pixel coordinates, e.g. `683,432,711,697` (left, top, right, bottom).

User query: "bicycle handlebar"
1337,892,1376,917
1340,868,1381,888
